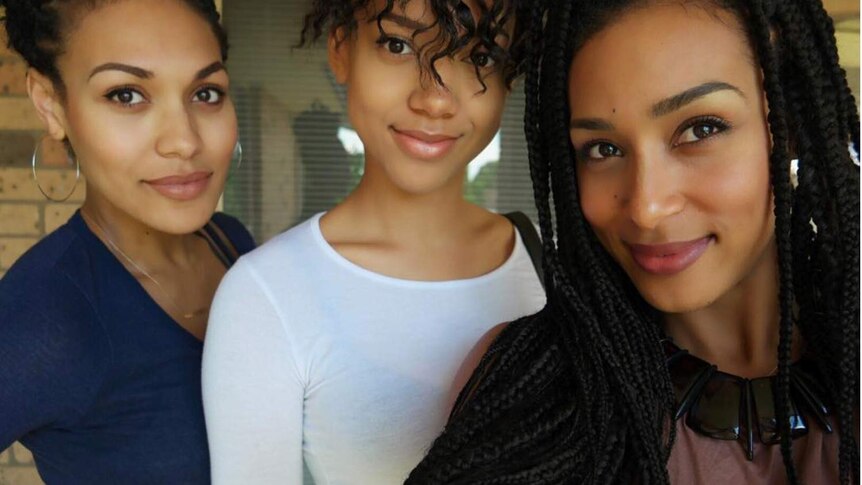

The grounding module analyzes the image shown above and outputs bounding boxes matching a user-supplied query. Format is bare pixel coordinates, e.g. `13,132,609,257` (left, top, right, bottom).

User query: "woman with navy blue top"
0,0,253,483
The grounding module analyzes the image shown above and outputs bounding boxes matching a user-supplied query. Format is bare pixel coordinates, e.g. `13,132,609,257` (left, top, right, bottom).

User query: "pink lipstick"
391,128,459,160
143,171,212,201
627,236,713,275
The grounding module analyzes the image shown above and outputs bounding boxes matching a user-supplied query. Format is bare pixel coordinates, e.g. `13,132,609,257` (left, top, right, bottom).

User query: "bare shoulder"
469,205,515,242
463,206,516,267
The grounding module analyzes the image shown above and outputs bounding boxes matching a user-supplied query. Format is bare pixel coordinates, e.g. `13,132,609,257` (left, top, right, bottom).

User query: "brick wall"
0,10,85,279
0,9,83,484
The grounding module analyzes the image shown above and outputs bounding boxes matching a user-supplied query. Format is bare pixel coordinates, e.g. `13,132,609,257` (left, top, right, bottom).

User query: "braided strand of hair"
406,1,858,483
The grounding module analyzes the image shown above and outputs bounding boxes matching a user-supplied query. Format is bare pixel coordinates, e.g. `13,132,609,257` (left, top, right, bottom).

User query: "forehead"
363,0,504,28
59,0,221,75
568,4,757,110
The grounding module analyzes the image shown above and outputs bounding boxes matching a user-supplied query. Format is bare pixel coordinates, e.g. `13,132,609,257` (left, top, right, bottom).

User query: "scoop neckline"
308,212,523,289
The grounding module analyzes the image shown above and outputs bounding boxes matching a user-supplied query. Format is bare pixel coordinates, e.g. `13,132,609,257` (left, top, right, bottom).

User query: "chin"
389,169,459,196
139,199,219,235
637,284,716,315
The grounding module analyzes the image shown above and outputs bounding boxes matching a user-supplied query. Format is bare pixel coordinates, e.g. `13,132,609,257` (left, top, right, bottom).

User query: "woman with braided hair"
407,0,859,483
0,0,254,483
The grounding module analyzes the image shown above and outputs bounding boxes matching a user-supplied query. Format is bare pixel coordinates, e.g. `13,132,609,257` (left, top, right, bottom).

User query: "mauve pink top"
667,421,840,484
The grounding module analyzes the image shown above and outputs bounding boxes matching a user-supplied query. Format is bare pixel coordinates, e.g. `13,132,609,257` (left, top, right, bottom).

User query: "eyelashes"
673,116,731,147
376,35,414,56
104,85,227,108
105,86,146,107
576,115,733,163
375,33,500,69
192,86,226,104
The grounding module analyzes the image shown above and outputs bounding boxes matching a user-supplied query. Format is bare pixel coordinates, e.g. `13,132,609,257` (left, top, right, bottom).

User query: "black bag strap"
196,220,241,269
503,211,545,290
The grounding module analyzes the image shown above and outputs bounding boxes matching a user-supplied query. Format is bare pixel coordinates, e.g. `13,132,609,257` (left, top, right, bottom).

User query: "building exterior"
0,1,858,483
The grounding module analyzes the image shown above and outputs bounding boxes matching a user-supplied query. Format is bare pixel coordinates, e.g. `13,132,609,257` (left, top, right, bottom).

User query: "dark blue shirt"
0,211,255,484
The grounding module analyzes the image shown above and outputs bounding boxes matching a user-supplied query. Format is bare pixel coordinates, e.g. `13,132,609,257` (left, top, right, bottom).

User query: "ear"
26,69,69,141
327,28,351,85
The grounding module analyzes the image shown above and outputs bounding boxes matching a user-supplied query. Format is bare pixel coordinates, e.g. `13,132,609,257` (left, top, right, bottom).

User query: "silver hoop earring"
31,136,80,202
232,140,243,170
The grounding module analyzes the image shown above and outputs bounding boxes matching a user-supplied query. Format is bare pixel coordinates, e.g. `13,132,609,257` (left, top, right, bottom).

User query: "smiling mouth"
390,127,460,160
626,236,714,275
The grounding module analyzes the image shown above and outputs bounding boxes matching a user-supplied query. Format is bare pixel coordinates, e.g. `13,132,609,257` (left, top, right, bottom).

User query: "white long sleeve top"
202,213,546,484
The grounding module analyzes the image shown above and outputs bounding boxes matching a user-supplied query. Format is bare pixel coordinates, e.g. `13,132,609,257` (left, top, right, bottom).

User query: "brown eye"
470,52,496,68
106,88,145,106
386,38,412,55
676,117,730,145
587,142,622,159
693,124,717,139
194,87,223,104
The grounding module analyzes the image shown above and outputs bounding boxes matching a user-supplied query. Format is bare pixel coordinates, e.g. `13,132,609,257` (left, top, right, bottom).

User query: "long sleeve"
202,260,305,484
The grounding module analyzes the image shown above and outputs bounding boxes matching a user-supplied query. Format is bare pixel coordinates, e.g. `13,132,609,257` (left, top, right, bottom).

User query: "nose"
155,101,202,161
407,58,460,119
624,151,685,230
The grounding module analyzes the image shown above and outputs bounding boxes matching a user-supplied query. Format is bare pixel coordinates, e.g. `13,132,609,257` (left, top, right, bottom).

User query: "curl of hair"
298,0,532,90
407,0,859,483
0,0,228,94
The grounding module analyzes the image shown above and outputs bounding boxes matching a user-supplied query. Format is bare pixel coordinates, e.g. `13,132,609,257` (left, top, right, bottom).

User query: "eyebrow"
88,63,153,80
570,81,745,130
650,81,744,118
88,61,226,81
570,118,615,131
195,61,227,80
376,13,430,31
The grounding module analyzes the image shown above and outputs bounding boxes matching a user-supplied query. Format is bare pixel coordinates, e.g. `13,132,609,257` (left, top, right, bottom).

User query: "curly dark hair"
0,0,228,96
299,0,532,91
406,0,860,483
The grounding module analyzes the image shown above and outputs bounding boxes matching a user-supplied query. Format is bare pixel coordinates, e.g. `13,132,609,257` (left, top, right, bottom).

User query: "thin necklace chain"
82,211,207,320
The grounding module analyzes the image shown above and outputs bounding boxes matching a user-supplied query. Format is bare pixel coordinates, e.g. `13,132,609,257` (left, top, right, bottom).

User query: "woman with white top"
201,0,545,483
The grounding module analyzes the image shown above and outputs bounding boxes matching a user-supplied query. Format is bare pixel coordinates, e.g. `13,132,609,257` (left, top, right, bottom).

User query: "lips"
626,236,713,275
391,127,459,160
143,171,212,201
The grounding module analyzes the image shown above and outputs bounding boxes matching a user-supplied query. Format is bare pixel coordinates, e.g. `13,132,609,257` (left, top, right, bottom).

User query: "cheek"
66,107,147,183
199,104,238,168
346,62,406,143
577,169,617,232
349,47,407,108
699,140,772,221
465,89,506,142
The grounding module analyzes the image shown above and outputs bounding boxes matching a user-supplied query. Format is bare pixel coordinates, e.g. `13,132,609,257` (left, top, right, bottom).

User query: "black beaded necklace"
664,340,832,460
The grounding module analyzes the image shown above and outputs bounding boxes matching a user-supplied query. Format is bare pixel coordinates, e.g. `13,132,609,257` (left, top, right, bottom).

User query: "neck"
80,193,200,271
331,162,477,245
663,241,797,378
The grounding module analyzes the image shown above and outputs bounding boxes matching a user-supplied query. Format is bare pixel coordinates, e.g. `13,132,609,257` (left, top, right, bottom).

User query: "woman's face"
328,0,510,196
46,0,235,234
568,3,776,313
